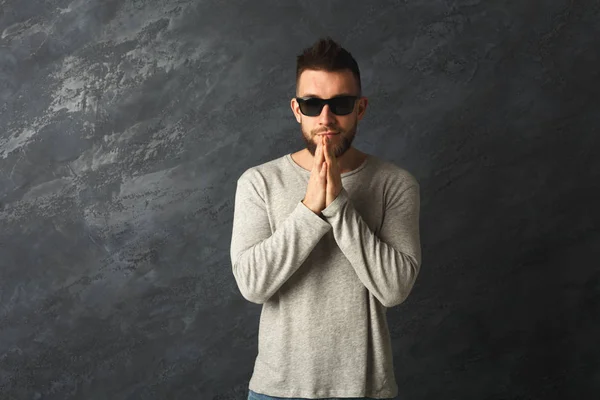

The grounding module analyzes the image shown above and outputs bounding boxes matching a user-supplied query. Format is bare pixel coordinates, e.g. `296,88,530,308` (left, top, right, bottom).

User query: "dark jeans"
248,389,394,400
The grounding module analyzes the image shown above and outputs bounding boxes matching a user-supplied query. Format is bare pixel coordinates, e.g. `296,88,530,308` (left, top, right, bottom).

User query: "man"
230,36,422,400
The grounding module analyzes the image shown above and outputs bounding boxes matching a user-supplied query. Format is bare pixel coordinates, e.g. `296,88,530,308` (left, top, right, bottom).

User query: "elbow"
238,286,268,305
381,291,410,308
232,259,271,305
381,284,415,307
381,259,420,308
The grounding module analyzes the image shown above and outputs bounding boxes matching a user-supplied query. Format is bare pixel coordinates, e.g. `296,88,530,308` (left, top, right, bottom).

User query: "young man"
231,36,422,400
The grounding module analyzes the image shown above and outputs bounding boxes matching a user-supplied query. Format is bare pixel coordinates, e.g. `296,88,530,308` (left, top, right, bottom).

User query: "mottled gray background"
0,0,598,399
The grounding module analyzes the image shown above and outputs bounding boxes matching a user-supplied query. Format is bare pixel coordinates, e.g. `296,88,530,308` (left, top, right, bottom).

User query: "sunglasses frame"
295,95,359,116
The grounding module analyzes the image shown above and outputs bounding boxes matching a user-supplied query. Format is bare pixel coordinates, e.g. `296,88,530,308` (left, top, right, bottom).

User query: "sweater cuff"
321,187,349,219
298,200,332,227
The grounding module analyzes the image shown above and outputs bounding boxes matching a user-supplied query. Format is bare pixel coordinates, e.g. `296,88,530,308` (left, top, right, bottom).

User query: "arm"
321,184,421,308
230,170,332,304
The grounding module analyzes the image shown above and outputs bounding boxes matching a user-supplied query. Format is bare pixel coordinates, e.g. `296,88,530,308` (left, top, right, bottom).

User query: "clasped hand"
301,135,343,216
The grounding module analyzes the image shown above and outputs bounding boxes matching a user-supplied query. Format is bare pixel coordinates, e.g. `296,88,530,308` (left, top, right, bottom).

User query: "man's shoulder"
237,154,288,184
367,154,419,188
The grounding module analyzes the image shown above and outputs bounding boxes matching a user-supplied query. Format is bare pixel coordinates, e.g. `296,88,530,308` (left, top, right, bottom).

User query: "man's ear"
290,98,301,123
357,97,368,120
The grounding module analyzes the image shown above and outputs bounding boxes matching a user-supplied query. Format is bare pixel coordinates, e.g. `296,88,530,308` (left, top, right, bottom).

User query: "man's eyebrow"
299,93,355,98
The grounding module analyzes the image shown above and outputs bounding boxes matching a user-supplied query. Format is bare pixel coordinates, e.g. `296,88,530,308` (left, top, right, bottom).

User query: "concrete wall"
1,0,598,398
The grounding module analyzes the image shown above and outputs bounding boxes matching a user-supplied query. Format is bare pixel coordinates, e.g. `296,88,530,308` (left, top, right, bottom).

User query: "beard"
301,119,357,158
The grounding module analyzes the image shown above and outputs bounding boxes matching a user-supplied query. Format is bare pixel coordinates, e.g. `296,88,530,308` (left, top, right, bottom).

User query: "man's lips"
318,132,339,136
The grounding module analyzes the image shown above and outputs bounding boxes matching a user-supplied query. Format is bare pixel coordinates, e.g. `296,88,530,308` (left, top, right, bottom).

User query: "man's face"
291,69,367,158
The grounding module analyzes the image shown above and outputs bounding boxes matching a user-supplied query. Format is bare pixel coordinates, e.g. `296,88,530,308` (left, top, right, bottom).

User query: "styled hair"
296,36,362,97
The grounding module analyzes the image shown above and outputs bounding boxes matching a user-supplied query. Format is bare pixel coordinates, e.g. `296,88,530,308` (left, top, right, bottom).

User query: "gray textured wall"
1,0,598,399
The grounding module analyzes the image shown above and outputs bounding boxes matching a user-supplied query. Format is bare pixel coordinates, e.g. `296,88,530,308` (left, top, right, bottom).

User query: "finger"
329,147,336,169
317,137,324,162
314,140,323,171
323,139,330,163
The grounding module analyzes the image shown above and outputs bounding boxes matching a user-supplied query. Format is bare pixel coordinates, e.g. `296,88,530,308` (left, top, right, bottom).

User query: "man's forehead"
298,70,357,97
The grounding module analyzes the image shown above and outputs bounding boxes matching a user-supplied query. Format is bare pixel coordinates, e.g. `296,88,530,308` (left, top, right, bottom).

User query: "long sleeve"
230,169,332,304
321,184,421,308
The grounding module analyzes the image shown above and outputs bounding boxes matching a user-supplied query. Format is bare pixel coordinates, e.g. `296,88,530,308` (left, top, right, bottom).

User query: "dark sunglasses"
295,95,359,116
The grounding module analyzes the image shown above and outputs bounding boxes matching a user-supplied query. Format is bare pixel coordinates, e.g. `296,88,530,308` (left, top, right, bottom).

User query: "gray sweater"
230,152,421,399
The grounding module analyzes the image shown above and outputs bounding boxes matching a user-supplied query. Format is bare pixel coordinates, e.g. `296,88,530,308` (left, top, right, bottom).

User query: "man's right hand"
302,135,327,216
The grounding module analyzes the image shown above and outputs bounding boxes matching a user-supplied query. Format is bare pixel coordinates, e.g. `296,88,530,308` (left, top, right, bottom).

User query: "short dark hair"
296,36,362,97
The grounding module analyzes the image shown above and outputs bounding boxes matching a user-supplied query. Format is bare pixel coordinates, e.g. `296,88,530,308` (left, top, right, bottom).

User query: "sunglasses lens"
299,96,356,116
301,98,323,116
331,97,355,115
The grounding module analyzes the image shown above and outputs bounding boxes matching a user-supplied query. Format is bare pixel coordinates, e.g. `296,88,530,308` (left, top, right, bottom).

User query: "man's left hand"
323,136,343,208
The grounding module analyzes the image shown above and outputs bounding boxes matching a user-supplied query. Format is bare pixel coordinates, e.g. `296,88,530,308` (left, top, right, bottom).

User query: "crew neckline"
285,152,370,178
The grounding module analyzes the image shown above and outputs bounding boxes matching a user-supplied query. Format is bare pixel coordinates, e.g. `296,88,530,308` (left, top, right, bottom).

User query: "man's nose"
318,104,336,123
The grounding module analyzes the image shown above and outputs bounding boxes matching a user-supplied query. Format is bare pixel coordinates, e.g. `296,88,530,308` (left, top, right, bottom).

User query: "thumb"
320,161,327,178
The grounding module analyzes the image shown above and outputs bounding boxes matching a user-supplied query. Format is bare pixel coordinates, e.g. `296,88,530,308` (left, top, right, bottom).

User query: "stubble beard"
301,120,357,158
